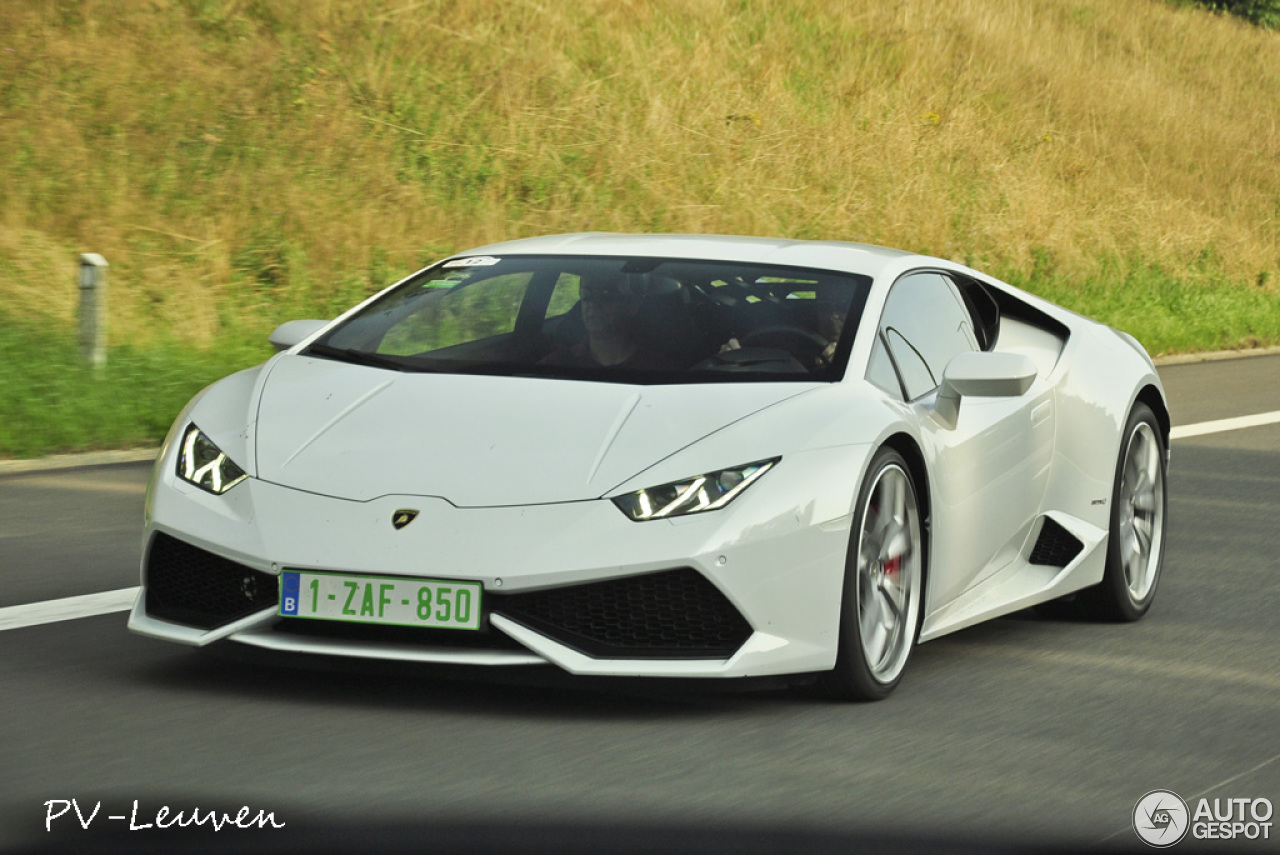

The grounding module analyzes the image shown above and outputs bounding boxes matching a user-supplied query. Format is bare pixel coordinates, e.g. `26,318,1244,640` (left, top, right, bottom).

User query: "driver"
540,273,681,370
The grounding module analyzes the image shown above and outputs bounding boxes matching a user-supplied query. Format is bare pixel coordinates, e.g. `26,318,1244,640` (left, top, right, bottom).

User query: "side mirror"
933,351,1037,428
269,319,328,352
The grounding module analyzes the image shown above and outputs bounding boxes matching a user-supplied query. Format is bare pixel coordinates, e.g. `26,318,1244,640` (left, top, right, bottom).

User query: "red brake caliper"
871,503,901,577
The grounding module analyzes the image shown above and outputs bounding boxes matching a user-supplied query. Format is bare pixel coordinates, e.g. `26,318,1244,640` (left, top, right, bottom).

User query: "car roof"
458,233,918,280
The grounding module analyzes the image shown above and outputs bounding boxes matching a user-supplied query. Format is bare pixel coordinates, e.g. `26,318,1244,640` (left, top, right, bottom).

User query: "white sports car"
129,233,1170,700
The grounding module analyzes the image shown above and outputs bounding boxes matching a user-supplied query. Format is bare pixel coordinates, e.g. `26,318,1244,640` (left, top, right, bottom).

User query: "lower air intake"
1029,516,1084,567
493,567,753,660
145,533,278,629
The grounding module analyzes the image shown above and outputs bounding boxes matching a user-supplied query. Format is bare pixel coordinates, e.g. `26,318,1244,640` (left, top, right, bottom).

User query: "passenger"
721,283,853,369
811,283,851,367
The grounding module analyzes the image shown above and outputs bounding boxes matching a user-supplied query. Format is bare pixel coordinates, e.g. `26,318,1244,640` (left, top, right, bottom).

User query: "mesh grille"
1028,517,1084,567
145,533,278,629
493,568,752,659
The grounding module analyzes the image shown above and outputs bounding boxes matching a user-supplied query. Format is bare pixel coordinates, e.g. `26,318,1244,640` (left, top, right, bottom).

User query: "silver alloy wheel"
1119,421,1165,602
855,462,922,684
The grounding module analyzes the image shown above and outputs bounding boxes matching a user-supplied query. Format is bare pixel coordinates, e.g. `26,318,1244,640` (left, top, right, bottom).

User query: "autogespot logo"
1134,790,1190,847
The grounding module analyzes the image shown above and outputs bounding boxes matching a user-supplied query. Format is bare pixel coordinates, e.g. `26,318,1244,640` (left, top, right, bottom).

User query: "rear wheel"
1081,402,1167,620
1041,402,1168,622
821,447,923,701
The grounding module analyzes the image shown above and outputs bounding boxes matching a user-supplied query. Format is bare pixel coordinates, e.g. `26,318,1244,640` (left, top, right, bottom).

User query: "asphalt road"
2,355,1278,853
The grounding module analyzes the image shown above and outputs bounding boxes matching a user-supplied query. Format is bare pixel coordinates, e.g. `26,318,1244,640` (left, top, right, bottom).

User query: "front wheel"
821,447,924,701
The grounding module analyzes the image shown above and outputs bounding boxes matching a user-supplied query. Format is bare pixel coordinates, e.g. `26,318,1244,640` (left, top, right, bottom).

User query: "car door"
867,271,1055,611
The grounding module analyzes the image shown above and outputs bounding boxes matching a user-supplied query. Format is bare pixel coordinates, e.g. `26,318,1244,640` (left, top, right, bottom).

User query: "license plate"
278,571,482,630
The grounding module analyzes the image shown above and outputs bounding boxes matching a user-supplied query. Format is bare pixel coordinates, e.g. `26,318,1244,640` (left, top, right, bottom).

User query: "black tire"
1073,402,1168,621
821,447,924,701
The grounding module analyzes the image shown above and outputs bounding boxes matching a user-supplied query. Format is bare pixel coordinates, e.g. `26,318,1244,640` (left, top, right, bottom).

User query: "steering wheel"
740,325,831,364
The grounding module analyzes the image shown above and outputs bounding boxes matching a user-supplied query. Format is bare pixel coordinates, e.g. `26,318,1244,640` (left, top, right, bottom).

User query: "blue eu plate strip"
279,571,300,616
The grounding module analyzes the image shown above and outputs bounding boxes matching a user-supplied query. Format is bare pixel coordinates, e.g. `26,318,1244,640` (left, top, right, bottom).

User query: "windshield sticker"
421,271,469,288
442,256,501,268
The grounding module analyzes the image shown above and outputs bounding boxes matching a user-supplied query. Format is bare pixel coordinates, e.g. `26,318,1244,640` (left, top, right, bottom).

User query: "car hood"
252,356,818,506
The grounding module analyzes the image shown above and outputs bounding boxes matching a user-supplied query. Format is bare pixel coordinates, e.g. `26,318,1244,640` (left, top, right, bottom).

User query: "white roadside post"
79,253,109,368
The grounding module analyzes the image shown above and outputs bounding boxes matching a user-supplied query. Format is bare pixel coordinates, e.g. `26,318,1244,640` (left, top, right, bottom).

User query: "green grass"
0,314,269,458
1006,266,1280,355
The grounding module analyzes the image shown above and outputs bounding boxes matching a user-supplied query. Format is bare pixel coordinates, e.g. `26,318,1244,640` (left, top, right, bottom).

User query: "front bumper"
129,446,867,678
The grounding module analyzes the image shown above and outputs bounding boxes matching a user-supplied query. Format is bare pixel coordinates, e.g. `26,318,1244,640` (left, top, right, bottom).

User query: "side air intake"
1028,516,1084,567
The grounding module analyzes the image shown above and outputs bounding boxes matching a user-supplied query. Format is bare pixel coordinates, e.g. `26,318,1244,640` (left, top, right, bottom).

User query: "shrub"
1187,0,1280,27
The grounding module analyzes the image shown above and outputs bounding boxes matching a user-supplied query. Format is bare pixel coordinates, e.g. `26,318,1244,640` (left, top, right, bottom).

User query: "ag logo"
391,509,419,530
1133,790,1190,847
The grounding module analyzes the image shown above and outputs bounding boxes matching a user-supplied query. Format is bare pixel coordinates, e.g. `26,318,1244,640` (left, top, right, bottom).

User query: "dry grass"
2,0,1278,351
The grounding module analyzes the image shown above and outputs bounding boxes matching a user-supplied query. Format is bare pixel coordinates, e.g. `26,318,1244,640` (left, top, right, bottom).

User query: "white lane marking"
5,475,148,494
0,587,138,632
1172,409,1280,440
1096,752,1280,844
958,642,1280,691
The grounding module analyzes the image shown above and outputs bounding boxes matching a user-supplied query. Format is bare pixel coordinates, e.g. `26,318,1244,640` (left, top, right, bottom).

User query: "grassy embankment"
2,0,1279,457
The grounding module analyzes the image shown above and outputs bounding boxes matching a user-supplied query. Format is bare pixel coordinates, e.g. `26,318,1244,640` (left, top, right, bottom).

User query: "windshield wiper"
442,360,550,377
306,343,417,372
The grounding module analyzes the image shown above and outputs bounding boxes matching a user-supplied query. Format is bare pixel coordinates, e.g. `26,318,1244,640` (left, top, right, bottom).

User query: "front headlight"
177,425,248,494
612,458,779,521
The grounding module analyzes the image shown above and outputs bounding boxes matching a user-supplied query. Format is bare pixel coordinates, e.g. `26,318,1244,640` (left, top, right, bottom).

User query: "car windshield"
310,255,871,384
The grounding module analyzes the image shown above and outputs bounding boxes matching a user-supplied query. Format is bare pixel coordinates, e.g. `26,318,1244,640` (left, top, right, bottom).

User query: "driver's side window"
867,272,978,400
